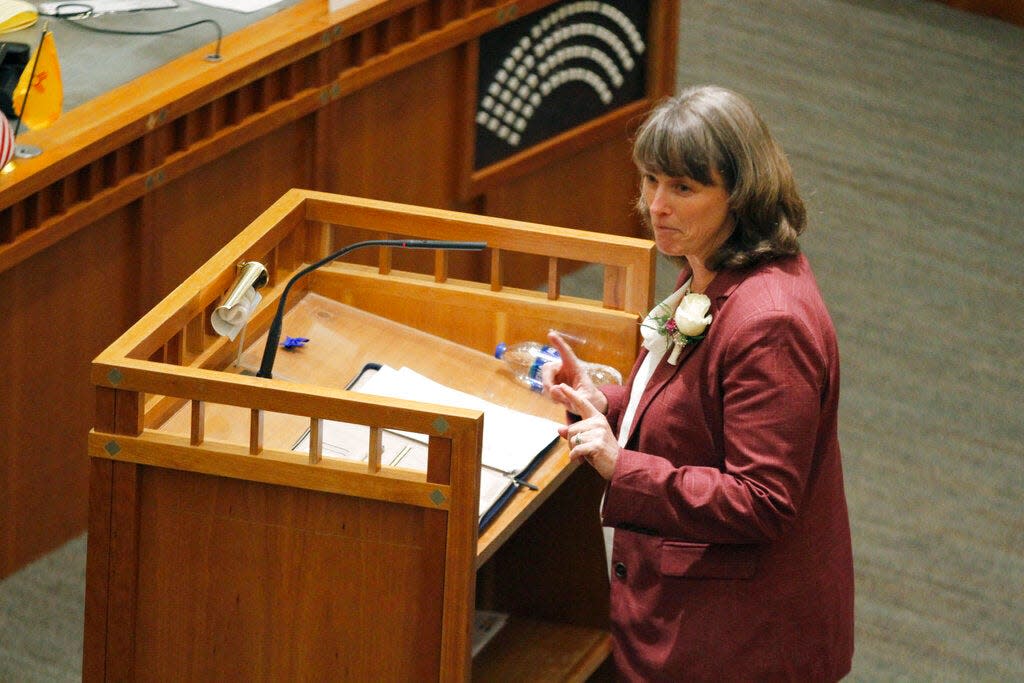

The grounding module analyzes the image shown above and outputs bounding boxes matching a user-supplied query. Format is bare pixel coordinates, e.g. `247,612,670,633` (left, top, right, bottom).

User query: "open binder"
294,362,560,529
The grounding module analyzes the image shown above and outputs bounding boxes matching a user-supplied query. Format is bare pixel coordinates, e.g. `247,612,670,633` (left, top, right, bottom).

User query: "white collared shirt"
617,278,692,446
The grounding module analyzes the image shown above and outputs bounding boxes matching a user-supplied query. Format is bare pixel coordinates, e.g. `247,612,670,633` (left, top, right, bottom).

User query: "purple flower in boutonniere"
644,293,712,364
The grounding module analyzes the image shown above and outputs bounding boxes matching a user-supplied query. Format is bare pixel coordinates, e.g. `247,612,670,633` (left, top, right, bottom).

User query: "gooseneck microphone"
255,239,487,379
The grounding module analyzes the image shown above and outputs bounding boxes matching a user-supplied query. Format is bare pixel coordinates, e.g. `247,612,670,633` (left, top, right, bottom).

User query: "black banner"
474,0,651,170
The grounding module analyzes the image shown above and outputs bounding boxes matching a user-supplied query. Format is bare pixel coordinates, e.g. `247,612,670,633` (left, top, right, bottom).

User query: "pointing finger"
555,383,601,419
547,330,578,365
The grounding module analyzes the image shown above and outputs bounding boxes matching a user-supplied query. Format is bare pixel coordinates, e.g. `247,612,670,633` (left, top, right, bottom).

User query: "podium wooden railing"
85,189,655,681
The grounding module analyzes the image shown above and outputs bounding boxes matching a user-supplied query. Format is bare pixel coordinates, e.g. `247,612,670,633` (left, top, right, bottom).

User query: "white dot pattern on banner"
476,1,646,149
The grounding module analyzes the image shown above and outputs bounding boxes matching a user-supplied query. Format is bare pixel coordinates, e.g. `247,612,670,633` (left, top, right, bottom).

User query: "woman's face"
639,169,734,265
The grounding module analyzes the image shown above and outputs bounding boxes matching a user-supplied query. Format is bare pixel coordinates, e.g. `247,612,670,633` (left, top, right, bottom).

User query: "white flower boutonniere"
645,292,713,364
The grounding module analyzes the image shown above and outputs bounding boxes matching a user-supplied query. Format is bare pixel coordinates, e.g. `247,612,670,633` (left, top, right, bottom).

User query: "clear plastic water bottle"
494,341,622,391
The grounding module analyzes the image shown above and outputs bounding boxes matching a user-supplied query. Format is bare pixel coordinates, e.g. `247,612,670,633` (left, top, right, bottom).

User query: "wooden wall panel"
131,468,443,680
0,207,140,575
484,133,641,234
147,118,316,304
328,50,464,210
482,133,644,289
325,48,486,278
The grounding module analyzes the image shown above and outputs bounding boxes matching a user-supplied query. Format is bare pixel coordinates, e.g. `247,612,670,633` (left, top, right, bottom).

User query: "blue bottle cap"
494,342,507,359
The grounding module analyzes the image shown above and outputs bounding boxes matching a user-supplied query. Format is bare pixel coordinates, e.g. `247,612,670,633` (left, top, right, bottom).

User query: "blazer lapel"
620,267,747,448
621,335,700,447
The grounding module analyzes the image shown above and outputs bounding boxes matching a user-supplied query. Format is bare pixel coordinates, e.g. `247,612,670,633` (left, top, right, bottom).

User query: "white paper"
328,0,360,12
293,421,512,520
188,0,281,13
355,365,561,474
292,364,560,520
38,0,177,15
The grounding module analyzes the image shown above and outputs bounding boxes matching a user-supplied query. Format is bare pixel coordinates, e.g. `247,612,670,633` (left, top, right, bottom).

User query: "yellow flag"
13,30,63,130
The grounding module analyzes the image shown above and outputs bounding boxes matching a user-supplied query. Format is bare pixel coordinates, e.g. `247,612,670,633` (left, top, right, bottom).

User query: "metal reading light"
210,260,268,341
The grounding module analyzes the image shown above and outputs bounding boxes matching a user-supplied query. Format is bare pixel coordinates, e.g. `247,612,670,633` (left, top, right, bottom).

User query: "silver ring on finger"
572,433,583,447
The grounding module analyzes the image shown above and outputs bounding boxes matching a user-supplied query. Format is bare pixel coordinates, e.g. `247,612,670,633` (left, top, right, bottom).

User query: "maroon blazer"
600,254,854,681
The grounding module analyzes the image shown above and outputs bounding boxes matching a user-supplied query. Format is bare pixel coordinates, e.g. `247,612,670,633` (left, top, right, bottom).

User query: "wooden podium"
84,190,655,681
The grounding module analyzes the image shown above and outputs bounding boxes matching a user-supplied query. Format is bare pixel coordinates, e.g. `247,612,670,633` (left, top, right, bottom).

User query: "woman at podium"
542,85,855,681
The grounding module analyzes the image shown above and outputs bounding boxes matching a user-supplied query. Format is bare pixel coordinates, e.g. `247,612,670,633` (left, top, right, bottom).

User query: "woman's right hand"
540,330,608,415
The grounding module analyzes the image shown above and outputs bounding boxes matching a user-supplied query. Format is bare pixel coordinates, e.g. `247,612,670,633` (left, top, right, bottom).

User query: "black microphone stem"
255,239,486,379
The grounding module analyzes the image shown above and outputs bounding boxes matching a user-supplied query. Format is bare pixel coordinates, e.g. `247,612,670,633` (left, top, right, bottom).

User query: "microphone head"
397,240,487,250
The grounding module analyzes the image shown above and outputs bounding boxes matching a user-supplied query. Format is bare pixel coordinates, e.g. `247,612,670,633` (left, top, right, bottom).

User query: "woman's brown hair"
633,86,806,270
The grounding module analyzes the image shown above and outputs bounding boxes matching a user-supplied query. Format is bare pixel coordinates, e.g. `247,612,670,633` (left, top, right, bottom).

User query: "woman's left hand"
550,383,619,480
